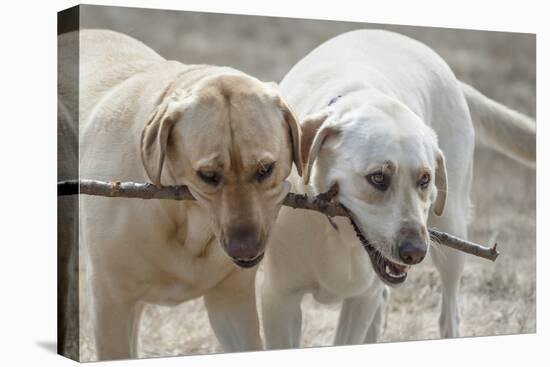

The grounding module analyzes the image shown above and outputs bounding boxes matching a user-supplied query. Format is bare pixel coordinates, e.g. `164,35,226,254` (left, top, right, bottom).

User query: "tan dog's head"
300,92,447,286
141,72,301,268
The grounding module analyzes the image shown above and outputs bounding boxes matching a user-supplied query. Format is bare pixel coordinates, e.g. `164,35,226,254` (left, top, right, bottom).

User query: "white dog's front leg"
364,285,390,343
90,282,142,360
334,284,386,345
261,285,304,350
431,245,465,338
429,209,467,338
203,269,262,352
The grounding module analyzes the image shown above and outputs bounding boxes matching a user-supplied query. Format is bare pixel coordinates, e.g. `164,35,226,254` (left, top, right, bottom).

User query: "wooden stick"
58,179,195,201
429,230,499,261
58,179,499,261
58,179,349,217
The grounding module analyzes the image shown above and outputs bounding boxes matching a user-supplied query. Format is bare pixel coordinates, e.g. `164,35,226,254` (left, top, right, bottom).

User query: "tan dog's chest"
140,203,236,305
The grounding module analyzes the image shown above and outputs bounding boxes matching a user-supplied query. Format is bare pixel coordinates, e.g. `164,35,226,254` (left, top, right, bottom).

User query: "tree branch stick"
430,229,499,261
58,179,499,261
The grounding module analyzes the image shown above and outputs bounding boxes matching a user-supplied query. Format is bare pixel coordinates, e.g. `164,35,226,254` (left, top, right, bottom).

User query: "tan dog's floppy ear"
433,149,448,216
279,99,303,177
301,111,333,185
140,100,186,187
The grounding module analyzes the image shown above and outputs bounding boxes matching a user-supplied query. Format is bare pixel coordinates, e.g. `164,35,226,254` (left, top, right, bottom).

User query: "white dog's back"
281,30,465,122
282,29,534,169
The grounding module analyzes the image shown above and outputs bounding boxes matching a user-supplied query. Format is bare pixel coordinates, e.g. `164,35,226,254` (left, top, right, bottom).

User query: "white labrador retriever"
261,29,535,348
69,30,302,360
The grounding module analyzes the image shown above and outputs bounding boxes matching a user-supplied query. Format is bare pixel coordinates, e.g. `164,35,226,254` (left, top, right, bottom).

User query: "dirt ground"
76,5,536,361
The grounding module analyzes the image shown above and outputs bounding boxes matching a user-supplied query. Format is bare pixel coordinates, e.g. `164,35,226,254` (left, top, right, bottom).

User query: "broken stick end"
489,242,500,262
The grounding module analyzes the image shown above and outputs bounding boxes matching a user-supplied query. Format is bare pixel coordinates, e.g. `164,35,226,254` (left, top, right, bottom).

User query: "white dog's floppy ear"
278,99,303,177
141,99,186,188
433,149,448,216
301,111,334,184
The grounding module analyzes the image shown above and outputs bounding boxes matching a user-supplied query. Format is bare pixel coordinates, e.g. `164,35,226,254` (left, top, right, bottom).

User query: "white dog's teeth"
385,263,407,279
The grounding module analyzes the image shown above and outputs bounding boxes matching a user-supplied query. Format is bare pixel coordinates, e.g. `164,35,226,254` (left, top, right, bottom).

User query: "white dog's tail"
461,82,536,168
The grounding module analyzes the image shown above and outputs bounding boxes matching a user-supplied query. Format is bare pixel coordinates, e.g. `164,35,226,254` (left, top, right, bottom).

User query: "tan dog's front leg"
90,280,142,360
203,269,262,352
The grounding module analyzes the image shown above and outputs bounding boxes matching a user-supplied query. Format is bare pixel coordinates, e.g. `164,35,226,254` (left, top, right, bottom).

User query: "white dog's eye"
367,172,390,191
418,173,431,190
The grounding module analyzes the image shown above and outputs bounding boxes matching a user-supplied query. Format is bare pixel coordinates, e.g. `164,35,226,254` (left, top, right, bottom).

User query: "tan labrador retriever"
66,29,301,360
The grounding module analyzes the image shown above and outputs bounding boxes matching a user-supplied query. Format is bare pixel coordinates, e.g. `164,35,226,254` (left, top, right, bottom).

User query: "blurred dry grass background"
77,5,536,361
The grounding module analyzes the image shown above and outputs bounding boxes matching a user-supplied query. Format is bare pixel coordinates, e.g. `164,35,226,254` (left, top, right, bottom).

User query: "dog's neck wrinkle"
158,65,214,104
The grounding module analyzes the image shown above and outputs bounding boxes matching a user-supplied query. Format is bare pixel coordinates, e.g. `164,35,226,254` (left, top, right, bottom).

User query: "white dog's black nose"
398,240,427,265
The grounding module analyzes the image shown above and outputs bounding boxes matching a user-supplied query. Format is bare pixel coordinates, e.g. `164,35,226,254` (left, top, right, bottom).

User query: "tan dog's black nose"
224,228,263,268
398,240,427,265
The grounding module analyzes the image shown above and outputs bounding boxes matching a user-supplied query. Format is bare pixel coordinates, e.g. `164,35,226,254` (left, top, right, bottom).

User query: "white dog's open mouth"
347,216,410,286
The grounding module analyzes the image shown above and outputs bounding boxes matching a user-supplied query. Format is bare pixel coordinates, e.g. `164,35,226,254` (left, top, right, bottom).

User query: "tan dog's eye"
256,162,275,183
197,170,221,186
418,173,431,190
367,172,390,191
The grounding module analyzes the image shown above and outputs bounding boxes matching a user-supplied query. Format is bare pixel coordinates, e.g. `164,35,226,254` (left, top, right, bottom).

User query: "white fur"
262,29,535,348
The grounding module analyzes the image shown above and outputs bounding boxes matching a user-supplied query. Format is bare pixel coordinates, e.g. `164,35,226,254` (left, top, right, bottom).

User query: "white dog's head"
300,92,447,286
